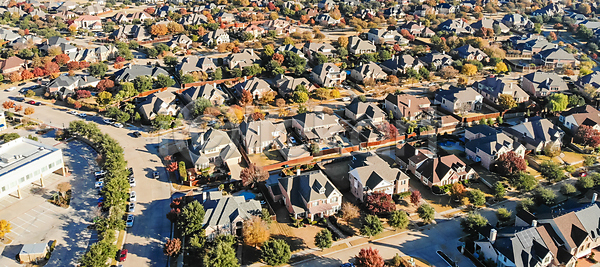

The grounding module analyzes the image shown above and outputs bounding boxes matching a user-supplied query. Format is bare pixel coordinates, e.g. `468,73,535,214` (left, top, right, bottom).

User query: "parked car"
15,97,24,102
129,191,136,202
126,215,134,227
127,203,135,212
95,181,104,188
78,113,87,118
128,167,134,177
133,131,141,137
129,178,136,187
288,136,297,145
341,97,351,101
67,110,78,115
103,118,114,125
5,87,16,91
341,263,355,267
19,88,29,94
114,123,124,128
574,171,588,177
95,170,106,177
153,171,160,179
117,249,128,262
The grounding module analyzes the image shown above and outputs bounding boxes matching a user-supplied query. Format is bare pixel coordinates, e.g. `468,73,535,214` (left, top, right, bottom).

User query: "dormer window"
319,187,325,194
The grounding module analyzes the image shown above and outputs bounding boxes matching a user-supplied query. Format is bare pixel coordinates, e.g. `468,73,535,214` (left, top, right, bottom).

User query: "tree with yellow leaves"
242,216,270,248
269,12,278,20
150,24,168,36
495,62,508,74
24,107,35,115
0,220,11,239
338,36,348,48
68,24,77,35
167,22,184,34
462,64,478,76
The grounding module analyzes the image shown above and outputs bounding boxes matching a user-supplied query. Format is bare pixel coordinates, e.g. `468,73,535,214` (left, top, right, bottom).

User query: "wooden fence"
263,155,315,171
180,76,253,90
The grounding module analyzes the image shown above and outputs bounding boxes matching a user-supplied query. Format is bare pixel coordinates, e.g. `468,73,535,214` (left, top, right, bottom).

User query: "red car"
117,249,128,262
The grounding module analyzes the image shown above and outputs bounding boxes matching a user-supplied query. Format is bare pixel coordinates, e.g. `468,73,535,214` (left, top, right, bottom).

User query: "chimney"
442,50,445,55
546,78,549,85
531,220,537,227
592,193,598,203
510,83,513,89
419,21,422,27
524,118,528,122
296,168,301,176
414,148,419,156
200,132,205,145
490,228,497,244
408,99,411,107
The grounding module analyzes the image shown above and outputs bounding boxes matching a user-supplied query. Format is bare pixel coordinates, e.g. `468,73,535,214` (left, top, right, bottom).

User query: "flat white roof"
0,137,60,176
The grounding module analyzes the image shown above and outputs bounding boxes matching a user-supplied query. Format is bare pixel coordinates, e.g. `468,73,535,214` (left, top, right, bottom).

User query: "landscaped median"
66,120,131,266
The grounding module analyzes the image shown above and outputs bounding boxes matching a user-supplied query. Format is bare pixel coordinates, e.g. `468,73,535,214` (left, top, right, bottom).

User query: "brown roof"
0,56,25,72
385,94,430,118
551,212,588,249
561,105,600,128
537,224,575,265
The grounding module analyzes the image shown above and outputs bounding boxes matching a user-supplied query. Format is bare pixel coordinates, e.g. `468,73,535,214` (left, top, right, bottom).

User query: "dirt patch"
270,223,326,252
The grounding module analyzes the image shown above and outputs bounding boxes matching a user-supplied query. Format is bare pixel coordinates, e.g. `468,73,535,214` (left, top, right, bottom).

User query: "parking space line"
25,212,48,223
13,217,34,231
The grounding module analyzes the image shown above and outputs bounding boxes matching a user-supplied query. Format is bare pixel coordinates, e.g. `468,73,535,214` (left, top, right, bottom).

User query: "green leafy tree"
178,200,206,236
213,67,223,80
152,114,175,130
314,229,333,250
417,204,435,224
517,197,535,212
577,176,594,190
163,56,178,67
493,182,505,200
461,212,488,234
134,75,153,91
360,214,383,237
468,189,486,206
534,187,556,205
192,97,213,117
181,74,195,84
540,160,565,182
388,210,409,229
260,239,291,266
496,208,512,222
546,93,568,113
293,91,308,103
156,74,175,88
561,183,577,194
513,171,538,191
96,91,112,106
89,62,108,78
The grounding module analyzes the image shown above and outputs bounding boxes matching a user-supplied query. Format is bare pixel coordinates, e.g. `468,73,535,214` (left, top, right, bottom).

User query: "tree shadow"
271,234,308,252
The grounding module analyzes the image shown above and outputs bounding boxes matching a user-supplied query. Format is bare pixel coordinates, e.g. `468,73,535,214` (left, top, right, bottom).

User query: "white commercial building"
0,138,65,199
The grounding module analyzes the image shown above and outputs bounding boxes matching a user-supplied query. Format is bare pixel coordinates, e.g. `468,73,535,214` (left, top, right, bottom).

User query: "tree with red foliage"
364,192,396,215
495,151,526,175
272,53,284,64
166,161,178,172
21,69,33,80
170,197,182,209
54,54,70,66
163,238,182,257
79,61,90,69
240,89,253,106
592,53,598,60
73,101,82,109
67,61,80,71
240,163,268,188
356,247,384,267
43,61,59,75
96,79,115,92
166,208,180,223
76,90,91,99
393,44,401,52
23,29,29,35
251,111,265,121
576,125,600,147
267,2,276,10
400,29,410,38
144,7,155,14
115,56,125,63
410,190,422,206
32,67,44,77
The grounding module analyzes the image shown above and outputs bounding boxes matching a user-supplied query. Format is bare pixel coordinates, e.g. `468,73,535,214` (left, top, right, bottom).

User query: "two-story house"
270,170,342,220
348,36,376,55
350,61,388,83
274,74,316,98
380,55,424,75
434,86,483,115
366,29,403,45
465,132,526,170
292,112,344,143
521,71,569,98
303,42,335,61
345,99,386,123
454,44,489,62
472,76,530,105
420,52,453,70
176,56,218,75
503,117,564,153
348,152,410,201
559,105,600,133
203,29,230,46
235,77,273,99
384,93,431,120
188,128,241,171
533,47,578,69
202,191,261,240
224,49,261,69
180,84,228,106
240,119,286,154
311,63,346,87
438,19,474,35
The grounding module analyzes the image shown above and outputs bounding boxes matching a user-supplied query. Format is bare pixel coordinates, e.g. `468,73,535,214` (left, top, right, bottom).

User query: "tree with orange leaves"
299,15,309,24
272,53,284,64
240,89,253,106
9,72,21,83
13,104,22,113
21,70,33,80
54,54,70,66
150,24,168,36
2,101,15,109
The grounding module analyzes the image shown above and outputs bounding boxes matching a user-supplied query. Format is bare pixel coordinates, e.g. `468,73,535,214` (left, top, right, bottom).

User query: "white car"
114,123,123,128
78,113,87,118
67,110,78,115
95,181,104,188
103,118,114,125
127,203,135,212
95,170,106,177
129,179,136,187
342,97,351,101
5,87,16,92
126,215,134,227
129,191,136,202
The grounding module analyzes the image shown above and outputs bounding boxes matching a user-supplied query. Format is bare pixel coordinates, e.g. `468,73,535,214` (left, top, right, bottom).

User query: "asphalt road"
0,87,172,266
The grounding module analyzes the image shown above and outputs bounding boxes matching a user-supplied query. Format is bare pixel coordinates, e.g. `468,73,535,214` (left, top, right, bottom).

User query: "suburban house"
270,170,342,220
413,4,436,16
167,35,193,49
274,75,316,98
420,52,453,70
503,117,564,153
239,119,286,154
303,42,335,61
114,65,170,83
318,0,335,10
384,93,431,120
201,191,261,240
501,13,534,29
244,24,265,37
72,15,102,30
575,71,600,94
396,144,475,188
531,3,562,16
521,71,569,97
137,91,178,121
310,63,346,87
179,13,209,25
112,12,153,24
532,47,578,68
0,56,26,74
235,77,273,99
315,14,340,25
46,75,100,100
176,56,217,75
438,19,474,35
349,152,410,201
345,99,386,123
470,18,510,34
348,36,376,55
366,29,404,45
180,84,227,106
383,6,405,17
398,22,435,37
436,3,456,14
472,76,530,105
434,86,483,115
350,62,388,83
188,128,241,171
39,36,69,54
454,45,489,62
203,29,230,46
559,105,600,133
465,124,500,141
465,132,526,170
73,4,106,15
509,34,556,56
110,25,151,41
292,112,344,142
0,29,20,42
380,55,424,75
275,44,305,58
224,49,261,69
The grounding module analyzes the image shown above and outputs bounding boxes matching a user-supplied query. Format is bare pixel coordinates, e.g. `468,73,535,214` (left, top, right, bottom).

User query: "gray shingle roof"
203,194,261,230
114,65,169,82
